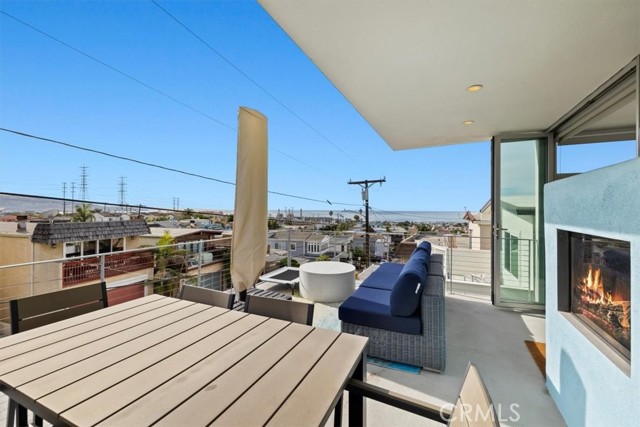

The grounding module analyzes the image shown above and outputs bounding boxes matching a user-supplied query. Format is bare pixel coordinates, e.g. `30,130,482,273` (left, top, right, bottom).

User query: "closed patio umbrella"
231,107,268,301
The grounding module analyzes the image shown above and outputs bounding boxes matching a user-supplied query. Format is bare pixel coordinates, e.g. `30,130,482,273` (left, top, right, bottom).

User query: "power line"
0,127,360,207
1,10,345,182
150,0,367,170
0,10,234,131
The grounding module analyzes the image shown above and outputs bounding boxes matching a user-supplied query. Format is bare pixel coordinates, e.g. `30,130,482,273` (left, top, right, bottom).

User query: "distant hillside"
0,194,66,214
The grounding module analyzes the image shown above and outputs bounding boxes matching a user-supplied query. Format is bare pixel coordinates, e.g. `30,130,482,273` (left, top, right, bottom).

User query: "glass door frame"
491,133,553,309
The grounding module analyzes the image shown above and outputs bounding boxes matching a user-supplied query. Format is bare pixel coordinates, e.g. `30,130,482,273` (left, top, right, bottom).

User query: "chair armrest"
346,379,451,424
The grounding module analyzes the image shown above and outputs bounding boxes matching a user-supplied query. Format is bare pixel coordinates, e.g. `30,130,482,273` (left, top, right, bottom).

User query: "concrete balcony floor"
0,289,565,427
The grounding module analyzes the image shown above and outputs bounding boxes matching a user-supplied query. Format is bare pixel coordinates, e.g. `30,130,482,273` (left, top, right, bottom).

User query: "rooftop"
31,219,150,245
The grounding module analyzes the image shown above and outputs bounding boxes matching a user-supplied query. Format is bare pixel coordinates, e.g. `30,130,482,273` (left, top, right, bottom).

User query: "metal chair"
7,282,108,427
244,294,314,325
179,284,234,309
346,363,499,426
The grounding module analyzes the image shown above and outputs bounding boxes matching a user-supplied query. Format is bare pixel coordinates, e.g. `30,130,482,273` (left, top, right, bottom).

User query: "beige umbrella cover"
231,107,268,296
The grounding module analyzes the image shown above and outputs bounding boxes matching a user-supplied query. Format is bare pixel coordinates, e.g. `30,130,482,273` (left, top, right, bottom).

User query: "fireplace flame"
584,267,607,304
581,266,630,329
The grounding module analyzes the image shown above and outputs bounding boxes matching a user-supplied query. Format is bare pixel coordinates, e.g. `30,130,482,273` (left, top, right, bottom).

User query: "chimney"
16,215,28,233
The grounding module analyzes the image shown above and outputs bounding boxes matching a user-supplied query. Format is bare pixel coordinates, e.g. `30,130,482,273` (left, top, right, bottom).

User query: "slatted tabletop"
0,295,368,427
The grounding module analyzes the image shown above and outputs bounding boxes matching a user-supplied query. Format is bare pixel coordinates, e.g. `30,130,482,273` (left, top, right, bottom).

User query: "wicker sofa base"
340,255,446,372
342,315,445,373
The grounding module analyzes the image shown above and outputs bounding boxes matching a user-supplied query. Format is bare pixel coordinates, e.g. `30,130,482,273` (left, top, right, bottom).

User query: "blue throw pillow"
390,249,430,316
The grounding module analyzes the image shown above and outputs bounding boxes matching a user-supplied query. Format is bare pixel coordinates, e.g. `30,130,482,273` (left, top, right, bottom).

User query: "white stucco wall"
545,157,640,427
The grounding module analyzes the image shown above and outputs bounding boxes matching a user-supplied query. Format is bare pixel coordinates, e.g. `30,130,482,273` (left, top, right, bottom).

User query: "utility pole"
348,177,386,267
62,182,67,215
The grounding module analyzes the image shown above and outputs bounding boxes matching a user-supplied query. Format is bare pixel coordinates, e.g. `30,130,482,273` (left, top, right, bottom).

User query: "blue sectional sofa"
339,242,445,372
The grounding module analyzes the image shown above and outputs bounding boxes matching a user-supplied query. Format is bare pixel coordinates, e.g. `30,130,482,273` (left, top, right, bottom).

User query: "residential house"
465,200,491,250
268,230,343,260
304,233,330,257
94,212,130,222
0,219,154,322
258,2,639,424
325,235,352,259
268,230,311,258
351,232,385,259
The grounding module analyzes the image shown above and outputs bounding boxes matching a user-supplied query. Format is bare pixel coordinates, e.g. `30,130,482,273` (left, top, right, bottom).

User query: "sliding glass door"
492,135,549,308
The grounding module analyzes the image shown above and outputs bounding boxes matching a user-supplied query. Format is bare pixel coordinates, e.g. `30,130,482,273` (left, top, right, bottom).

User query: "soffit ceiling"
259,0,640,150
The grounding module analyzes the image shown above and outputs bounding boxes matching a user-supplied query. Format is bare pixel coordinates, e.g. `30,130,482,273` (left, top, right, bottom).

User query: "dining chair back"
244,294,314,325
179,285,234,309
7,282,109,427
10,281,109,334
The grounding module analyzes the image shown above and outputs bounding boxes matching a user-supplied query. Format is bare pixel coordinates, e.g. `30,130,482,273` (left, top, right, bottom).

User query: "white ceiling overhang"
258,0,640,150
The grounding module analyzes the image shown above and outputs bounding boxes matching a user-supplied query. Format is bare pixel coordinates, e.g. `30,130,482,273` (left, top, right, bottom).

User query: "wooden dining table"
0,294,368,426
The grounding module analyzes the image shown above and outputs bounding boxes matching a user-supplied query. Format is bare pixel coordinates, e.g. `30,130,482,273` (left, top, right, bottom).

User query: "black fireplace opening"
558,230,631,360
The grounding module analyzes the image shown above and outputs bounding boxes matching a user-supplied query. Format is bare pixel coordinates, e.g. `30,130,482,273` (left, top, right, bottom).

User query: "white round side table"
299,261,356,303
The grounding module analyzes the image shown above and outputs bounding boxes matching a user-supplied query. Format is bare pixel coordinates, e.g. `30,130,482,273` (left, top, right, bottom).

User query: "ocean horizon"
1,195,465,223
267,209,465,223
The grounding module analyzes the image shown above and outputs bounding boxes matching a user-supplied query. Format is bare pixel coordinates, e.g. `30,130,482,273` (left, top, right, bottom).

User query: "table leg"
348,355,366,427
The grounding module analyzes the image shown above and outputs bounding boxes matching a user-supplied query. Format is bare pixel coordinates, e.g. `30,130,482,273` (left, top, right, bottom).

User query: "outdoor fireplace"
558,230,631,359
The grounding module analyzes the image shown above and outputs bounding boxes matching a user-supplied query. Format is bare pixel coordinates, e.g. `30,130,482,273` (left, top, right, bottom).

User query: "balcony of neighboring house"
62,249,155,287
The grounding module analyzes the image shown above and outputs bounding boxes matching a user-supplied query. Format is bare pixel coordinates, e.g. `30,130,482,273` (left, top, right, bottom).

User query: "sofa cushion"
390,248,431,316
338,287,421,335
412,241,432,255
359,262,404,291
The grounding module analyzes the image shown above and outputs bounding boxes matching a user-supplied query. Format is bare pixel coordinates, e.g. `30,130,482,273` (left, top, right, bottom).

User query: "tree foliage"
72,204,94,222
152,232,184,297
278,257,300,268
337,219,355,232
352,246,364,259
268,218,281,230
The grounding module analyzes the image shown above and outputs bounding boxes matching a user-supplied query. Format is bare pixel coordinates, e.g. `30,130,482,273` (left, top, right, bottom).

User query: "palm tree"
72,204,94,222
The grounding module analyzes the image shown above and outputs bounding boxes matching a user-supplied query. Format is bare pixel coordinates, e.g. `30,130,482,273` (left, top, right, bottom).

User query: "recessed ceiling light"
467,84,484,92
463,120,475,125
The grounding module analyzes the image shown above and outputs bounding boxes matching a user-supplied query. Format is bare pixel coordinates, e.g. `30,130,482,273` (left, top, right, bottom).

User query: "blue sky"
2,1,629,215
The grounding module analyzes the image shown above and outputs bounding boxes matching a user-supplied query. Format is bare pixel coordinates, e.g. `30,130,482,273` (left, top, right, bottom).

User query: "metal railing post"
197,240,203,287
530,239,536,302
448,243,453,294
287,229,292,267
100,255,105,282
